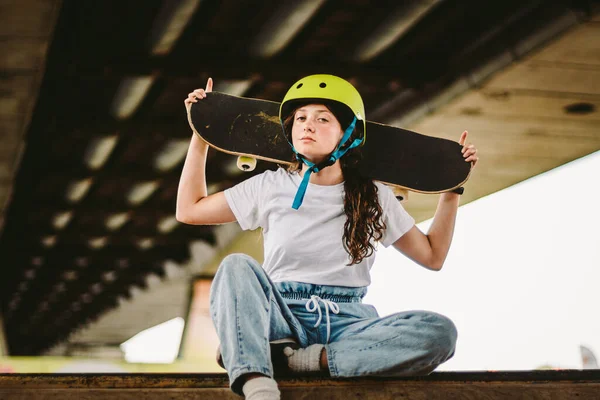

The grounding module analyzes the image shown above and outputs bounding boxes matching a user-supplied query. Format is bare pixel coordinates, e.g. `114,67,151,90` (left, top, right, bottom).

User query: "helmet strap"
283,117,363,210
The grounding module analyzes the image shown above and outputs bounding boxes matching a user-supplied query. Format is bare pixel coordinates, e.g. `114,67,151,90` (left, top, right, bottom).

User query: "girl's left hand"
459,131,478,168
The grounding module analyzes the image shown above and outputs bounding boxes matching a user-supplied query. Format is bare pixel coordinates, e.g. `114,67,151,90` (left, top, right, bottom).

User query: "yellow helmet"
280,75,366,210
279,74,366,140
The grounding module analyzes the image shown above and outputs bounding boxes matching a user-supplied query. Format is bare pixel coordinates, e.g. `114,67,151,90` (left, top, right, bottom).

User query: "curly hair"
283,106,386,265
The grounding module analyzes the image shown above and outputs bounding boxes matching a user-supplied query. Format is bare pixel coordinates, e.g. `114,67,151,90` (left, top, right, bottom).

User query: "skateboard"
188,92,472,201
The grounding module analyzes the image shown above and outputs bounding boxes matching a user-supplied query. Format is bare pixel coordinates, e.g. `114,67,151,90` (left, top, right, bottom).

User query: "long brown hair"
283,105,386,265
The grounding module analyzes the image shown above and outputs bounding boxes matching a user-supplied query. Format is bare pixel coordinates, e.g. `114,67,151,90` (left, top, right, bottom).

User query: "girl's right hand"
184,77,213,111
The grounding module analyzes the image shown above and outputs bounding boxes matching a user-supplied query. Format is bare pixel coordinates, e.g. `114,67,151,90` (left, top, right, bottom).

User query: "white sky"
120,317,184,363
365,150,600,371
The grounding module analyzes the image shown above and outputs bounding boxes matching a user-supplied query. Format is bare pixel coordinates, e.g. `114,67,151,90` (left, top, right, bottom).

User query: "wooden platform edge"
1,370,599,389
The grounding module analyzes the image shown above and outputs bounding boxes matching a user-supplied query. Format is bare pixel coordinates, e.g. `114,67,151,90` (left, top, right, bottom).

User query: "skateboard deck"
188,92,471,195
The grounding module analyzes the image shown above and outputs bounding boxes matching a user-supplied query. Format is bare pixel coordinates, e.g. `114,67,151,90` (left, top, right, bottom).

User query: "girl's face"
291,104,344,164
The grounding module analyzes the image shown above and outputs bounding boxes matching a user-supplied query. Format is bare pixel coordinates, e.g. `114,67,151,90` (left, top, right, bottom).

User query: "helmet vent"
296,83,303,88
319,82,327,88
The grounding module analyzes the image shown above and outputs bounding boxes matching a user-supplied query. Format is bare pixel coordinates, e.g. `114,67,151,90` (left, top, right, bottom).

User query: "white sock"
242,376,280,400
283,344,324,372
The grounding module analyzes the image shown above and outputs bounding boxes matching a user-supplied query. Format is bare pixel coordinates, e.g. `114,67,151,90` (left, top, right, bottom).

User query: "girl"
177,75,478,400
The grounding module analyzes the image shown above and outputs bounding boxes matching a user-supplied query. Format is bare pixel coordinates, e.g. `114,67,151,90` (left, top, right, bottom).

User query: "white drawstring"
305,295,340,343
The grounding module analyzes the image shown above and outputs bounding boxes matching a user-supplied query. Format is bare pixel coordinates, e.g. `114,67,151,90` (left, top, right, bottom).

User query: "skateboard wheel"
237,156,257,172
390,186,408,202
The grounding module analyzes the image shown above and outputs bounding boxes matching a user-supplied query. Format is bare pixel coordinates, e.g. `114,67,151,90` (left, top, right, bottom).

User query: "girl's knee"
221,253,258,267
211,254,259,303
393,311,456,355
422,312,457,356
215,253,261,279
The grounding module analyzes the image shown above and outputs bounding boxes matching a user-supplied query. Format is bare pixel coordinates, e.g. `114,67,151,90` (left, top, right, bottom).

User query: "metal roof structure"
1,0,599,356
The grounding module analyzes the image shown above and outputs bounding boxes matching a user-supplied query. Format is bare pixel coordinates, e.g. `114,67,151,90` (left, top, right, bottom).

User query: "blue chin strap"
284,116,363,210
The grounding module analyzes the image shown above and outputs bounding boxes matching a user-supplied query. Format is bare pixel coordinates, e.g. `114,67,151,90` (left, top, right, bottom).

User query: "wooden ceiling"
1,0,599,356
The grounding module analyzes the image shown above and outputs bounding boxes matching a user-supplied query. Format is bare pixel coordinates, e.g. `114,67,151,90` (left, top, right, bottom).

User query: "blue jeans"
209,254,457,395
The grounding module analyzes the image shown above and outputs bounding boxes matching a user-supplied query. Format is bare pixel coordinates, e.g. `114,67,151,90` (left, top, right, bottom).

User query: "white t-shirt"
224,168,415,287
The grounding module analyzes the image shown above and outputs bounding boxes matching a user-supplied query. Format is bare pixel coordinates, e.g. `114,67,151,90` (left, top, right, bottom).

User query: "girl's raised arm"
176,78,237,225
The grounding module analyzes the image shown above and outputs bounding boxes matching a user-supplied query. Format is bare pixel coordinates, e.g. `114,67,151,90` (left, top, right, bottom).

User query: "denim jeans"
209,254,457,395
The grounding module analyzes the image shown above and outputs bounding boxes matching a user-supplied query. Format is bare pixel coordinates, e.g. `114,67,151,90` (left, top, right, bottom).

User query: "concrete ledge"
0,370,599,399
